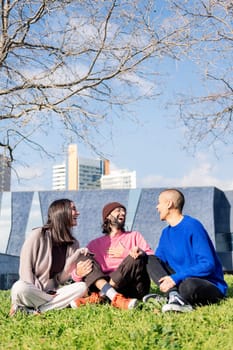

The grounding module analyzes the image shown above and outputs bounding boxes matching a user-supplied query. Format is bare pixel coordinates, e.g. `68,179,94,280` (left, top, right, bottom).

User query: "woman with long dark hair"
10,199,87,315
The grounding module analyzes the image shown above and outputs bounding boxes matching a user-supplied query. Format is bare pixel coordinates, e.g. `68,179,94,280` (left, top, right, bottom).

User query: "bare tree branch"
0,0,191,163
167,0,233,152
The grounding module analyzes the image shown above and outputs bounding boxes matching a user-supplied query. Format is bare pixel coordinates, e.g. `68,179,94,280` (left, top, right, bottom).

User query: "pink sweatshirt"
72,231,153,281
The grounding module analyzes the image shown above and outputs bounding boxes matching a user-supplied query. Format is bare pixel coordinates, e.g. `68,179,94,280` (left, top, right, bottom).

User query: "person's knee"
179,278,207,304
128,253,147,266
147,255,163,270
11,280,27,294
180,278,224,306
79,281,88,293
72,281,88,295
11,280,31,302
118,255,136,269
178,278,194,297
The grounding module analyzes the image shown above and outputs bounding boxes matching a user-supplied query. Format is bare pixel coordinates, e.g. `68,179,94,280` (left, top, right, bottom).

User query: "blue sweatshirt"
155,215,228,296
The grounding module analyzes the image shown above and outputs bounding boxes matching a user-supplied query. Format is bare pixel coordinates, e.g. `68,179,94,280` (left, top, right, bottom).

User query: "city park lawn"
0,275,233,350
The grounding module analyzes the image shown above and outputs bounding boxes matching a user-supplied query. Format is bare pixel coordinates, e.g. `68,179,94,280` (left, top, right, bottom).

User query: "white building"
0,154,11,191
52,164,66,190
100,169,136,189
52,144,110,191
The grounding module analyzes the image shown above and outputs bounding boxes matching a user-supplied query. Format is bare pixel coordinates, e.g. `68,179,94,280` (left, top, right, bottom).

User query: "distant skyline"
11,109,233,192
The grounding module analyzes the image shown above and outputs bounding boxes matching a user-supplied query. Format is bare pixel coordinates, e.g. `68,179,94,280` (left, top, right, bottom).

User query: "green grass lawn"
1,275,233,350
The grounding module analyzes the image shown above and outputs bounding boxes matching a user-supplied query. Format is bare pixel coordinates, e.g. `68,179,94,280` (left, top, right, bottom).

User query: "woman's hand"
80,247,89,256
76,259,93,277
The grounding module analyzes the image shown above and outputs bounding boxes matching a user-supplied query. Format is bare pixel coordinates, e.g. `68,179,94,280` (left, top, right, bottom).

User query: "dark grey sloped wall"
133,187,216,250
6,192,34,255
0,253,19,289
1,186,233,276
38,189,131,247
6,187,217,256
222,190,233,232
215,190,233,271
0,253,19,274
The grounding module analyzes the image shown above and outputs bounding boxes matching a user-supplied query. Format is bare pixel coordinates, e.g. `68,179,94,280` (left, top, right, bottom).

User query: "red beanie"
102,202,126,221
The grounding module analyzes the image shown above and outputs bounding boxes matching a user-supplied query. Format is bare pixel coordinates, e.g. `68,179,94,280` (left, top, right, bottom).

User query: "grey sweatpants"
11,280,87,312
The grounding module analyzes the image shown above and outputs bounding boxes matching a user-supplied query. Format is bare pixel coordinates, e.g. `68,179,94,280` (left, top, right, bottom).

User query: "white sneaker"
142,293,167,303
128,298,138,309
162,294,193,313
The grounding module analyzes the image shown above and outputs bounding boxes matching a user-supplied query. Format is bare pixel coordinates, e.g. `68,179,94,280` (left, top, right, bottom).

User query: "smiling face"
156,192,171,221
108,206,126,229
70,202,80,227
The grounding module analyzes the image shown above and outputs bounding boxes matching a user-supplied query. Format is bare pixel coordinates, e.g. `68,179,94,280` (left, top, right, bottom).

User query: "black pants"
147,255,224,306
77,253,151,299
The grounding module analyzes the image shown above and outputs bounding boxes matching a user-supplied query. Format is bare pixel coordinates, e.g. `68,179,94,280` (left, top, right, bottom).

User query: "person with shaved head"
144,188,228,313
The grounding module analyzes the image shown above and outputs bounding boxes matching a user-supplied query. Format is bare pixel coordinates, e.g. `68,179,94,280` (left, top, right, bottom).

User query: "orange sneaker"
111,293,138,310
70,292,104,308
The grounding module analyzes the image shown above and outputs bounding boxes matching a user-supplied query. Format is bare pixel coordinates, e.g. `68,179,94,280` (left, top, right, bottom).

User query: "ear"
167,200,173,209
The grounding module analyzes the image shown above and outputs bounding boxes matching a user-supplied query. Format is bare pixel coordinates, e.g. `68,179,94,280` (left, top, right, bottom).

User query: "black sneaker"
142,293,167,304
162,294,193,313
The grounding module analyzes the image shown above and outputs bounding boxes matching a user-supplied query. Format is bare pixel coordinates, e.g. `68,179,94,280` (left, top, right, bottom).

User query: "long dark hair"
42,198,76,244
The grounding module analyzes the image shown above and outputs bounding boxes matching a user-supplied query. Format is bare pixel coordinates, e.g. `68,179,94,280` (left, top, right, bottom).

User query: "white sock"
105,287,118,301
100,283,117,301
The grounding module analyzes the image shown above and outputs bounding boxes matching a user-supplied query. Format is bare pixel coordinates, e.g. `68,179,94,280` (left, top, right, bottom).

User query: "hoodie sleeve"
57,241,87,284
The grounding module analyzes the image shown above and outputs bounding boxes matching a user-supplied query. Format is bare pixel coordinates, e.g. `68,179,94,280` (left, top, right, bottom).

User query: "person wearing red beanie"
71,202,154,310
102,202,126,222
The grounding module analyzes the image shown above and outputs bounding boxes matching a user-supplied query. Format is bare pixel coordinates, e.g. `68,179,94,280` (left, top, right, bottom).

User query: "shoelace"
169,294,185,305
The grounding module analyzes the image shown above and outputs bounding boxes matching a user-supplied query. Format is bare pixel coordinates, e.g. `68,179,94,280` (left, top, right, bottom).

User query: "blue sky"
10,55,233,192
11,95,233,192
4,1,231,192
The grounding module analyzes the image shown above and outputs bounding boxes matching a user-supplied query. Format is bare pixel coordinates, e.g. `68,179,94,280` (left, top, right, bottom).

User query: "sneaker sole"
9,304,40,316
128,298,138,309
162,303,193,313
70,300,79,309
142,294,167,303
